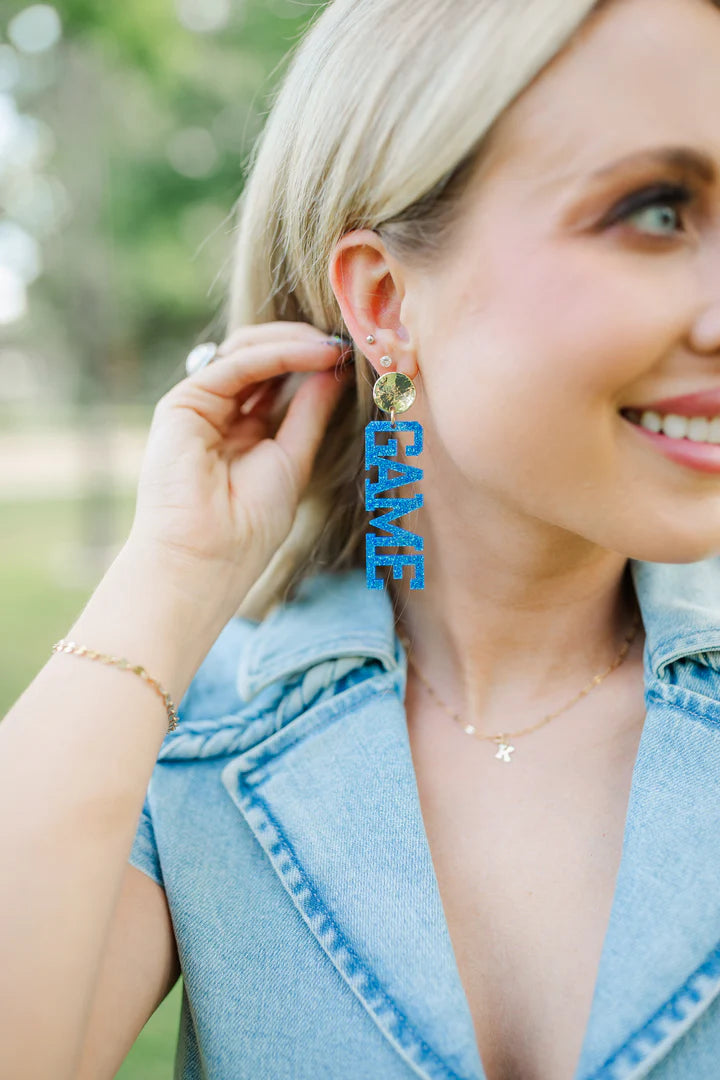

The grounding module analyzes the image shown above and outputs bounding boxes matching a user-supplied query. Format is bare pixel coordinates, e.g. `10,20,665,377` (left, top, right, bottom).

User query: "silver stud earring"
366,334,376,345
379,355,392,368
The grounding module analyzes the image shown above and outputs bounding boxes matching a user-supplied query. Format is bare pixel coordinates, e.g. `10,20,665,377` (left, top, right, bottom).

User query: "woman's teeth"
623,409,720,444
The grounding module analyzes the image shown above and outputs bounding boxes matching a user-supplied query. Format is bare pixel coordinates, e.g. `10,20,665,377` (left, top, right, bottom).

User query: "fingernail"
322,334,353,348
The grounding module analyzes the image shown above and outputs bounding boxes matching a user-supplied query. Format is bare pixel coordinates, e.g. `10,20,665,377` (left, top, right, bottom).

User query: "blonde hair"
224,0,604,620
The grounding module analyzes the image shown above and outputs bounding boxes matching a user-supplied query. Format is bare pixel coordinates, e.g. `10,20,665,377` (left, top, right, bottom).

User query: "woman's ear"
328,229,418,378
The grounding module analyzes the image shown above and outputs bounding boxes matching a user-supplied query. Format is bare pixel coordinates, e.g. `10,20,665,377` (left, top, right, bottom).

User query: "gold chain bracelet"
51,639,179,733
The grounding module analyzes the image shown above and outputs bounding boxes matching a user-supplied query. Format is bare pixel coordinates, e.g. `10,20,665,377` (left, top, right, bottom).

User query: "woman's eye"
604,182,694,237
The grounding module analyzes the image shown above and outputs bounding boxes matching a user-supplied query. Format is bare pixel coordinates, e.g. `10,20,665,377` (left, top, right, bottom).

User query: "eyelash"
604,182,695,236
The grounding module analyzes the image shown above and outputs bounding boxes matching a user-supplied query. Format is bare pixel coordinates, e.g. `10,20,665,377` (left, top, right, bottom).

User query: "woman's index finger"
216,320,331,358
190,338,347,400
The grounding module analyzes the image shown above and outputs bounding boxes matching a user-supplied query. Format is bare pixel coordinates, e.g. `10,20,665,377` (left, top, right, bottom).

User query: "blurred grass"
116,980,183,1079
0,494,182,1078
0,494,135,709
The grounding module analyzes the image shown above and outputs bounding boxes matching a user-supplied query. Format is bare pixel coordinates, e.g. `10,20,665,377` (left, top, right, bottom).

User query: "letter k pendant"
493,737,516,763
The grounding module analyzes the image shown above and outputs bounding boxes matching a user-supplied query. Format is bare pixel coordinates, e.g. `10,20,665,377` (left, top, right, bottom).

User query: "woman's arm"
0,542,232,1080
0,321,348,1080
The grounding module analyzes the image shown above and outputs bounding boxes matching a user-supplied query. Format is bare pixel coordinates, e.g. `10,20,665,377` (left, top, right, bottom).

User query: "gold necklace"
397,608,641,764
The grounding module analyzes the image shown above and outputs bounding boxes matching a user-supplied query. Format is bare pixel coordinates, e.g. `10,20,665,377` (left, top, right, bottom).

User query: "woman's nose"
688,301,720,356
688,241,720,355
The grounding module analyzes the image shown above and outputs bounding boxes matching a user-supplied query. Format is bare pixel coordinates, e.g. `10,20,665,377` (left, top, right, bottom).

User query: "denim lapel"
224,638,486,1079
573,686,720,1079
217,558,720,1080
573,556,720,1079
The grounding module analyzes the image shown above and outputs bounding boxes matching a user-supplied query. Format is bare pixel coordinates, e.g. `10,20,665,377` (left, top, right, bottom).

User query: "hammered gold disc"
372,371,416,414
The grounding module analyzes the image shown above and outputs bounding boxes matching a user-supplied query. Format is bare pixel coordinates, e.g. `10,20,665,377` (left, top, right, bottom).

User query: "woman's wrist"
63,540,245,715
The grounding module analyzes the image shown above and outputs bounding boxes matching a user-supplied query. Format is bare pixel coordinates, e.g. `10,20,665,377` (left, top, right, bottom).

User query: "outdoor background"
0,1,324,1074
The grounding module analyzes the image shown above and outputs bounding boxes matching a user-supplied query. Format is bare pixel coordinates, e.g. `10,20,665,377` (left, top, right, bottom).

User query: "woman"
3,0,720,1077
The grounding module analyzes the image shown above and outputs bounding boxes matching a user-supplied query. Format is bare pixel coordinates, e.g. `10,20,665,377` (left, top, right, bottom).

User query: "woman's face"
369,0,720,564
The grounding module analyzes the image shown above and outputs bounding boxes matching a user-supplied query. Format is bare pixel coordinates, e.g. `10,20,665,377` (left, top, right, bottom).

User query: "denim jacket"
129,557,720,1080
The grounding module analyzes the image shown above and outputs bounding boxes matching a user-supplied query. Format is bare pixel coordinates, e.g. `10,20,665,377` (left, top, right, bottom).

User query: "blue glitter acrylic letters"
365,419,425,589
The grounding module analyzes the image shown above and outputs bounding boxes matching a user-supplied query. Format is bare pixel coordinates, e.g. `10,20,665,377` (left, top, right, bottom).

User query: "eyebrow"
588,145,717,185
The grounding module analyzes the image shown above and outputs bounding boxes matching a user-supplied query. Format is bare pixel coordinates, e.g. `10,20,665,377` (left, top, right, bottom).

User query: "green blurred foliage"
1,0,326,404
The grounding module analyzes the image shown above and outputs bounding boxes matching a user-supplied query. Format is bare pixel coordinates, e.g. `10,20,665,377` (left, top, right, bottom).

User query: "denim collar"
630,556,720,677
237,556,720,701
236,567,401,701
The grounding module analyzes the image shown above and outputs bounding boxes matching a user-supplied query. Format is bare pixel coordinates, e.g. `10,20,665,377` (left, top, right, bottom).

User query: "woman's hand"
125,321,352,606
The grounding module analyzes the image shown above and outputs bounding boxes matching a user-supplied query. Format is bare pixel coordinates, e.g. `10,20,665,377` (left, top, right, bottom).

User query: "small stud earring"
366,334,376,345
379,355,392,368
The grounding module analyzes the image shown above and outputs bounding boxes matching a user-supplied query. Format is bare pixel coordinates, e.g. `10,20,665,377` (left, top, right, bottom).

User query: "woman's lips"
625,386,720,417
621,410,720,475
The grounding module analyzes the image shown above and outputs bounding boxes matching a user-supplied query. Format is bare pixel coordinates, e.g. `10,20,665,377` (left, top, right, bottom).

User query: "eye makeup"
599,181,695,232
558,144,715,234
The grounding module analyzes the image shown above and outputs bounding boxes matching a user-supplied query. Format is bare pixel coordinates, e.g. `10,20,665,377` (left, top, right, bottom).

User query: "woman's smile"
621,407,720,473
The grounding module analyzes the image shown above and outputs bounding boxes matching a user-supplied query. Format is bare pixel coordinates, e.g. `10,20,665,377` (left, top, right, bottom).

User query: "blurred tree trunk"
45,42,123,583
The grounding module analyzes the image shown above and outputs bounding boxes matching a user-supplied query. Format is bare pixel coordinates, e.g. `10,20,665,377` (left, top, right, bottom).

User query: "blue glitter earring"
364,351,424,590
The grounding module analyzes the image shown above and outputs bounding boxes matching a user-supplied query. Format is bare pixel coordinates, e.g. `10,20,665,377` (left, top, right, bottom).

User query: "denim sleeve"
128,790,164,888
